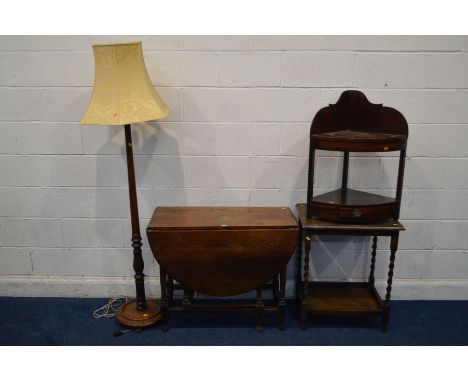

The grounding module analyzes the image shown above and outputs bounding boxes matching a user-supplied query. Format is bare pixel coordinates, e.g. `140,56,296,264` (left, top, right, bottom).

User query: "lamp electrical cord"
93,296,129,319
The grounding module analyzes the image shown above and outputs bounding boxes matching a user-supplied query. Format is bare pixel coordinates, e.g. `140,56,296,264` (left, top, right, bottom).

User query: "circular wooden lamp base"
115,298,161,328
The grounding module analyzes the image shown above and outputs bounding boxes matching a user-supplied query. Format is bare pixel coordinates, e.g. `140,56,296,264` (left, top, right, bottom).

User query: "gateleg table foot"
277,267,287,330
256,287,264,332
300,304,308,331
160,266,169,332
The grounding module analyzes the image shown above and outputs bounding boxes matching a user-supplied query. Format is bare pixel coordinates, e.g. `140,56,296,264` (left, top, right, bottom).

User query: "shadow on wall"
297,151,408,287
395,156,437,280
92,120,184,297
175,91,250,207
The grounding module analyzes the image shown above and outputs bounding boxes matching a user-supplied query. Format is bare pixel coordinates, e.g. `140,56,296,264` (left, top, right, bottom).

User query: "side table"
147,207,299,331
296,204,405,332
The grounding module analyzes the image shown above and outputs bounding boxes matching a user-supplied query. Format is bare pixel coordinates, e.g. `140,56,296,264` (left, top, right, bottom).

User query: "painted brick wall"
0,36,467,299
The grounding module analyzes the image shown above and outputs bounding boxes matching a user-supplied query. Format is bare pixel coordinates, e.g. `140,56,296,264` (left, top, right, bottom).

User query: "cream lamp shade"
80,41,170,125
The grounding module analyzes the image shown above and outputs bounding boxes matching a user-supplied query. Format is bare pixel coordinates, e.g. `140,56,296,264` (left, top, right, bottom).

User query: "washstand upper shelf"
306,90,409,223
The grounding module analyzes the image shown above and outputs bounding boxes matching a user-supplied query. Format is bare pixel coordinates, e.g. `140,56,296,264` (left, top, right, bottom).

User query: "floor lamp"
80,42,170,328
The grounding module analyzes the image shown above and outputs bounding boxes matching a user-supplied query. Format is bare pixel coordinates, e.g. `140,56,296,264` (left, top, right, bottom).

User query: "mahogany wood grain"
310,189,399,223
311,130,406,152
311,90,408,137
296,204,404,332
147,207,299,330
299,95,408,330
148,206,298,230
303,282,383,315
311,188,395,206
306,90,408,222
297,204,405,234
124,124,146,311
342,151,349,189
148,228,298,296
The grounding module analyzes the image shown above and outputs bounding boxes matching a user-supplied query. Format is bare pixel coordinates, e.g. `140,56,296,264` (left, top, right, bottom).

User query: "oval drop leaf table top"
147,207,299,296
147,206,299,230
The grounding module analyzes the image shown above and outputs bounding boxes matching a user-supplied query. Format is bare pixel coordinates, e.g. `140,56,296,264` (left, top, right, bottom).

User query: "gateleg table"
147,207,299,331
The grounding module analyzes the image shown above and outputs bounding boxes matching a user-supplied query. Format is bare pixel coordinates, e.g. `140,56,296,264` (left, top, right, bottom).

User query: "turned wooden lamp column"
80,42,170,328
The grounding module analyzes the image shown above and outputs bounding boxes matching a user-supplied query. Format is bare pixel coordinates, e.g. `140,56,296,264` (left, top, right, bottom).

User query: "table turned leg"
256,287,264,332
369,236,378,285
300,231,311,331
167,275,174,305
277,267,287,331
296,231,303,301
272,274,279,304
383,232,399,332
159,266,169,332
183,287,193,308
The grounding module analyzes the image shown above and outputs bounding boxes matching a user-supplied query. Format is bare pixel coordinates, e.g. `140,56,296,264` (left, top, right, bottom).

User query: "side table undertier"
147,206,299,331
296,204,405,332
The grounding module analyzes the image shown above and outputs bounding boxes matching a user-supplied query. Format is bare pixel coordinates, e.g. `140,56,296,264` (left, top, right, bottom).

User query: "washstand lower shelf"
299,281,388,331
300,281,384,315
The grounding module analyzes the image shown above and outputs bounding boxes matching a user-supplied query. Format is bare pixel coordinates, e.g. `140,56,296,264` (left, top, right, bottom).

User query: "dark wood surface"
301,91,408,329
147,206,298,296
308,189,399,223
311,130,406,142
147,207,299,330
296,205,402,332
297,204,405,233
301,282,383,315
115,124,161,329
310,133,406,152
306,90,408,222
312,188,395,206
149,228,298,296
123,124,146,310
148,206,298,230
310,90,408,141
